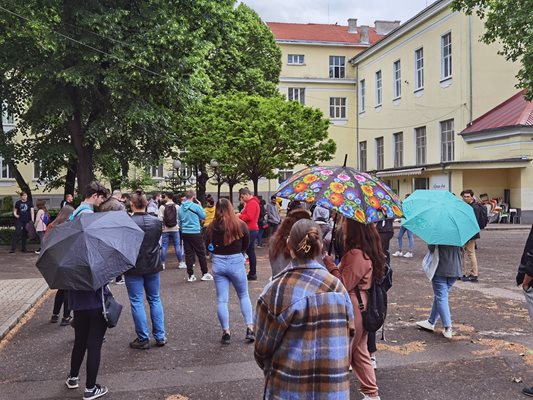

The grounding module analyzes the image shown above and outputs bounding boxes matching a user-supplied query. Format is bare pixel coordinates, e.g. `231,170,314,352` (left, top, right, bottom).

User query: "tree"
188,94,336,195
452,0,533,100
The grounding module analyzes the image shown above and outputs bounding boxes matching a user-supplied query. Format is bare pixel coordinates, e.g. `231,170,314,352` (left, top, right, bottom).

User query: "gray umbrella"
36,211,145,290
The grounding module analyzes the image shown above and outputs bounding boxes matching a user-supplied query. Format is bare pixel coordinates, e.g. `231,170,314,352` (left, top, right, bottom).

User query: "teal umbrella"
402,190,480,246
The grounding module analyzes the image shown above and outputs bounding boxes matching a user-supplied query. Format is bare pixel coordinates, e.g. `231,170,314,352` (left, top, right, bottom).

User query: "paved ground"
0,225,532,399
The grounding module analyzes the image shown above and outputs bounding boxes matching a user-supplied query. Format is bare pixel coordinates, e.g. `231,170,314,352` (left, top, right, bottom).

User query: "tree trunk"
196,164,208,206
9,162,32,203
228,182,235,205
252,177,259,196
64,156,77,197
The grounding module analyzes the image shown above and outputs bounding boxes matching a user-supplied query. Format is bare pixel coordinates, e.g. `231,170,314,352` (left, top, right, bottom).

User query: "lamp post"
165,159,194,193
197,159,220,202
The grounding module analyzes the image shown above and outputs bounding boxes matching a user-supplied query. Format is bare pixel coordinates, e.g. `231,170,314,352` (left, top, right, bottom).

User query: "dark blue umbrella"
36,211,144,290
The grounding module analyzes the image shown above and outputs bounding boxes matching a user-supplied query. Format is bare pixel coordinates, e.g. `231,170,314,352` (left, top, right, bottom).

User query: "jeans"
257,226,264,246
246,230,258,276
212,253,253,331
124,273,165,342
524,289,533,327
428,275,456,328
11,219,28,251
161,231,183,263
398,226,414,252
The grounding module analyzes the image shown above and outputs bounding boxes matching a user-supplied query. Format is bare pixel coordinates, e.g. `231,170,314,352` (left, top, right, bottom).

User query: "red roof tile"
266,22,384,46
462,90,533,134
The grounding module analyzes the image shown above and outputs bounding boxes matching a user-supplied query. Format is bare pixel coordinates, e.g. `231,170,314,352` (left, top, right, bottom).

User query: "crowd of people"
12,182,532,399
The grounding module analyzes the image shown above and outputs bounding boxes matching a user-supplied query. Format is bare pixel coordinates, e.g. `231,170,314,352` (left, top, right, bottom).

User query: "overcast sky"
240,0,436,26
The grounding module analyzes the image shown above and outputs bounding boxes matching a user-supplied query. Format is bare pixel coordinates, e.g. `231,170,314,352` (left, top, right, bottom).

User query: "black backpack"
354,263,392,333
163,204,177,228
476,203,488,229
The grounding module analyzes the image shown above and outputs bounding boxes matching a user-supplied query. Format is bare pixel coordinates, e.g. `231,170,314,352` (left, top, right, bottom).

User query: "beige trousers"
462,239,478,277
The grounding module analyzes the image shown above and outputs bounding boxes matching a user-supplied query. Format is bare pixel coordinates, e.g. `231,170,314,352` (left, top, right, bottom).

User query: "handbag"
101,287,123,328
422,246,440,281
25,221,37,241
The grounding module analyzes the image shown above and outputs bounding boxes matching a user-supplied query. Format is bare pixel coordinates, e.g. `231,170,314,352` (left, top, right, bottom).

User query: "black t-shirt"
15,200,33,222
60,200,73,209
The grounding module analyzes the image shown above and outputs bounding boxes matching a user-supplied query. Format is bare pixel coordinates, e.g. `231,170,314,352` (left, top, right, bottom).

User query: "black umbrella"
36,211,145,290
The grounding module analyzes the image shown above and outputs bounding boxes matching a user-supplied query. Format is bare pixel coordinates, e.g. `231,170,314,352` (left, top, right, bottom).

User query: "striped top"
254,259,354,400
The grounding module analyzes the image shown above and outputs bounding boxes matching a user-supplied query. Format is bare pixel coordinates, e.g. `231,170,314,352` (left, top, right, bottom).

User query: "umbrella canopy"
36,211,145,290
275,165,403,223
402,190,480,246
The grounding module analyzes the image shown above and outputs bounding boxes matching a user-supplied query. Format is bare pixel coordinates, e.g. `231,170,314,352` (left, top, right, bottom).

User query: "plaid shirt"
254,259,354,400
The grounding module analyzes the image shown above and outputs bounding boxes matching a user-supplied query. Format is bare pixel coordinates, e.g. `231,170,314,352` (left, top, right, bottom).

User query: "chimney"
375,20,401,35
347,18,357,33
360,25,369,44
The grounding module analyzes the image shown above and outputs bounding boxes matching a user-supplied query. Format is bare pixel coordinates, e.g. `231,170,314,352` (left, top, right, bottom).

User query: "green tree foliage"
452,0,533,100
187,94,336,195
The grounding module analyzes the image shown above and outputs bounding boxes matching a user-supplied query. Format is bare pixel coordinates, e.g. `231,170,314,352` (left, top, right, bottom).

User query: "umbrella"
402,190,480,246
275,165,403,224
36,211,145,290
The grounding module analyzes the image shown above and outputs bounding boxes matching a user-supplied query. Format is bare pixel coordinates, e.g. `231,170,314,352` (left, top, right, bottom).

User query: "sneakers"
468,275,478,282
416,320,435,332
50,314,59,323
245,328,255,343
361,395,381,400
442,327,453,339
129,338,150,350
370,356,377,369
155,338,167,347
65,376,79,389
161,262,165,270
178,261,187,269
221,332,231,345
187,275,197,282
247,274,257,281
403,252,413,258
83,384,108,400
34,250,40,255
392,251,403,257
201,273,214,281
60,316,72,326
461,275,470,282
522,386,533,397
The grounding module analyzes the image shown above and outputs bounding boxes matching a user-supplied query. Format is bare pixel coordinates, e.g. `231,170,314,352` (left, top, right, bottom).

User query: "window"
148,165,164,178
288,54,304,65
359,79,366,113
359,141,367,171
415,127,427,165
441,32,452,80
33,161,42,180
415,48,424,90
278,169,294,184
440,119,454,162
375,137,384,170
393,132,403,167
414,177,429,190
0,157,14,179
329,56,345,78
393,60,401,99
375,70,382,106
329,97,346,119
288,88,305,105
1,108,14,125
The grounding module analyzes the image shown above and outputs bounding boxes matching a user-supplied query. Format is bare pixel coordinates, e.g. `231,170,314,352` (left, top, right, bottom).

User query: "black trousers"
52,290,71,318
11,219,28,251
69,308,107,389
181,232,208,276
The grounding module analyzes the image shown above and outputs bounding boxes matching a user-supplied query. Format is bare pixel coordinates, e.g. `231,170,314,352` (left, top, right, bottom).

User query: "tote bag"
422,246,439,281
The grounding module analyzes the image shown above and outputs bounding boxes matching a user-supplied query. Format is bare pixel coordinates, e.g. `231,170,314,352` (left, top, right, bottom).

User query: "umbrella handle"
328,214,338,256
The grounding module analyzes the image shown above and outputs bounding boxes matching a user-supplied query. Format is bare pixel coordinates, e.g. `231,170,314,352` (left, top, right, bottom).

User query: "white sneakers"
187,275,197,282
403,252,413,258
161,262,165,270
370,356,377,369
361,394,381,400
416,320,435,332
392,250,414,258
392,251,403,257
442,327,453,339
178,261,187,269
201,273,214,281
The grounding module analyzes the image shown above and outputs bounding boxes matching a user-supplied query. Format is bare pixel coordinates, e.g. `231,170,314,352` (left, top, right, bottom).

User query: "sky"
240,0,436,26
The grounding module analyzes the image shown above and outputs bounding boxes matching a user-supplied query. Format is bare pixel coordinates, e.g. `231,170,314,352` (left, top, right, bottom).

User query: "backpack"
354,263,392,333
476,203,488,229
42,210,49,225
163,203,177,228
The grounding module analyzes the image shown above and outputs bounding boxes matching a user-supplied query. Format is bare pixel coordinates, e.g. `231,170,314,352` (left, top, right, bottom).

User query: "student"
10,191,34,253
237,188,260,281
34,199,49,255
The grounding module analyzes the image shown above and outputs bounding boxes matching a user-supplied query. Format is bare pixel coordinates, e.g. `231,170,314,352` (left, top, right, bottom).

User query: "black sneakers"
468,275,479,282
221,332,231,345
83,384,108,400
245,328,255,343
129,338,150,350
523,386,533,397
50,314,59,323
60,316,72,326
65,376,79,389
247,274,257,281
155,338,167,347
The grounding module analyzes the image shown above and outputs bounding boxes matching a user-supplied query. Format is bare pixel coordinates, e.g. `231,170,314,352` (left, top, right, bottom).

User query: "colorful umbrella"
402,190,480,246
275,165,403,223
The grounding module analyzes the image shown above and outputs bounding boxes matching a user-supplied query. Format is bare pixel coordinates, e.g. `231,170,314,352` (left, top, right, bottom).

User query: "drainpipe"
355,63,360,170
468,15,473,124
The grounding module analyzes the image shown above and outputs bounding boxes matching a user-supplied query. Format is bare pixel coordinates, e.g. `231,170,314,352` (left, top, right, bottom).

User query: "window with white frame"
440,119,454,162
0,157,14,179
359,79,366,113
147,165,164,178
287,54,304,65
329,97,346,119
393,60,401,99
329,56,345,78
441,32,452,80
375,70,382,106
1,107,14,125
288,88,305,105
415,48,424,90
375,137,384,170
393,132,403,167
359,141,367,171
415,127,427,165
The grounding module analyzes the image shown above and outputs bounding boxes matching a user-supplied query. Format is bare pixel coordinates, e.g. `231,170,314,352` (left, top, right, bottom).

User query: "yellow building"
350,0,532,222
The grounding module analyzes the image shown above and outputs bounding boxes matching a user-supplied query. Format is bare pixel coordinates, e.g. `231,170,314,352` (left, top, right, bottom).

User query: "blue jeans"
212,253,253,331
398,226,414,252
124,273,165,342
257,226,264,246
246,230,258,276
161,231,183,263
428,275,456,328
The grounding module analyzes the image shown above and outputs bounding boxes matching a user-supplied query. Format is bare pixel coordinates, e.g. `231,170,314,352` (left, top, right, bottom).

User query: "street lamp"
164,159,194,193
